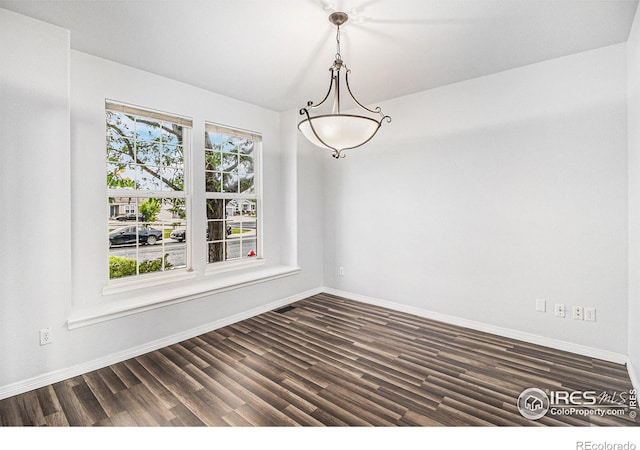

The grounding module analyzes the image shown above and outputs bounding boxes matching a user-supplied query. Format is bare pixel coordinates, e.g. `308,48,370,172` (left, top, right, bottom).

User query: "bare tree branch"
135,118,183,142
107,121,181,191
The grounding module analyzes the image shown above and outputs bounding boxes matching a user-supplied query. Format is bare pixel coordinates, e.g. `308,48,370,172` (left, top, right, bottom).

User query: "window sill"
204,257,265,276
67,264,301,330
102,269,198,296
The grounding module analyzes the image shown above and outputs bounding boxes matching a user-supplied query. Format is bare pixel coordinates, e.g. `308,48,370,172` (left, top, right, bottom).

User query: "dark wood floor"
1,293,638,426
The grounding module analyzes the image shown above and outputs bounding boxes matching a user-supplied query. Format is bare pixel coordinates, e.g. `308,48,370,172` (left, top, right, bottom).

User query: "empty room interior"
2,0,640,438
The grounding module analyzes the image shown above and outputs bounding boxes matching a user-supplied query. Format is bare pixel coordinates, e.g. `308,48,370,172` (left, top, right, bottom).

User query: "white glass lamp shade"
298,114,381,151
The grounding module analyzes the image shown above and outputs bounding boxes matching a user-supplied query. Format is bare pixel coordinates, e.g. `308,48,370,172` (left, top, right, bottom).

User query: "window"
205,123,261,266
106,102,192,280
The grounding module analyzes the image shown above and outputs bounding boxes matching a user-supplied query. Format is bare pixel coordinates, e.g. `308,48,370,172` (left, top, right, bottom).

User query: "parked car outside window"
170,226,230,242
115,213,144,221
109,226,163,247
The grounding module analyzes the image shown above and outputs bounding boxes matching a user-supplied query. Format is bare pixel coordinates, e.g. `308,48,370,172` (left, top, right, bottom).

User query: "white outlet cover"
572,306,584,320
40,328,52,345
554,304,566,317
536,299,546,312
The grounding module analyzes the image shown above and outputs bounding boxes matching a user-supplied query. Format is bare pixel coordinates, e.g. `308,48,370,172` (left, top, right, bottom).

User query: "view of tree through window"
205,124,260,264
106,102,191,279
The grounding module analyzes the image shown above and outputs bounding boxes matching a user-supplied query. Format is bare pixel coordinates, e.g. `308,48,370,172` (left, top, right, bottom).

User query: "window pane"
219,152,237,171
138,166,163,191
204,127,259,266
239,199,257,220
108,197,187,279
242,239,257,258
226,240,241,260
107,163,136,189
225,199,238,218
222,137,236,153
107,137,135,164
205,132,214,150
206,199,224,220
106,112,135,139
239,156,254,194
208,242,224,264
205,171,222,193
206,220,227,242
135,141,162,166
205,151,221,170
161,167,184,192
239,139,254,155
159,197,187,273
161,122,183,145
136,119,162,143
164,144,183,164
166,197,186,220
205,131,224,150
222,171,239,193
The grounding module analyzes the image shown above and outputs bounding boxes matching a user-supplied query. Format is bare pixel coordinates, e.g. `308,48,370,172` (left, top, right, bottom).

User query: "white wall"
0,10,72,390
0,9,323,396
324,44,629,355
627,5,640,389
285,109,326,278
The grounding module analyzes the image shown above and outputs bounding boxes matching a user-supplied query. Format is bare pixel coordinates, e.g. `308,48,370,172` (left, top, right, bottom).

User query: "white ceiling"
1,0,638,112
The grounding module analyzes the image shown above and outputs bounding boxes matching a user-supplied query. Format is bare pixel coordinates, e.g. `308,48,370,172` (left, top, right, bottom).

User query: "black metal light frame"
298,11,391,159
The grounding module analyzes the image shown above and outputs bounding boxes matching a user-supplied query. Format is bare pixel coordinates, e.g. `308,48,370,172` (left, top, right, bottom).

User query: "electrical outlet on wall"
535,299,546,312
39,328,52,345
572,306,584,320
338,266,344,276
554,304,566,318
584,307,596,322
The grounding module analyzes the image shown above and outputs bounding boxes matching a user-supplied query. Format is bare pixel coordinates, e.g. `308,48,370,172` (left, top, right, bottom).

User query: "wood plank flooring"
1,293,638,426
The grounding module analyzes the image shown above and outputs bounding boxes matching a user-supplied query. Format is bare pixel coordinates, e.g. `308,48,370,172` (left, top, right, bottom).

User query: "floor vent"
274,305,296,314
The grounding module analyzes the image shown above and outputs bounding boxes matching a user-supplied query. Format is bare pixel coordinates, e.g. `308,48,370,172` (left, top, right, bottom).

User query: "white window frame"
204,122,264,274
105,101,193,288
69,107,300,329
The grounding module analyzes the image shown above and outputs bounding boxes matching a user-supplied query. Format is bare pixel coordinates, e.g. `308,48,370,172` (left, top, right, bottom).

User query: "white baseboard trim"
323,287,629,365
627,357,640,392
0,286,323,401
2,285,632,401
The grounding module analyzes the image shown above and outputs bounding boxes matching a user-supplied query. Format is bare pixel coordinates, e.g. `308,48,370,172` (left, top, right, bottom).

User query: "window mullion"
107,189,186,199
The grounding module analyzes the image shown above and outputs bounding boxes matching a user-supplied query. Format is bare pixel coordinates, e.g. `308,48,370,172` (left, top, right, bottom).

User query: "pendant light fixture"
298,11,391,159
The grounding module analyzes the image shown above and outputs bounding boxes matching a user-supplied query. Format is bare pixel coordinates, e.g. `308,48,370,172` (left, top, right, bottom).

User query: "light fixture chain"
335,24,341,60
